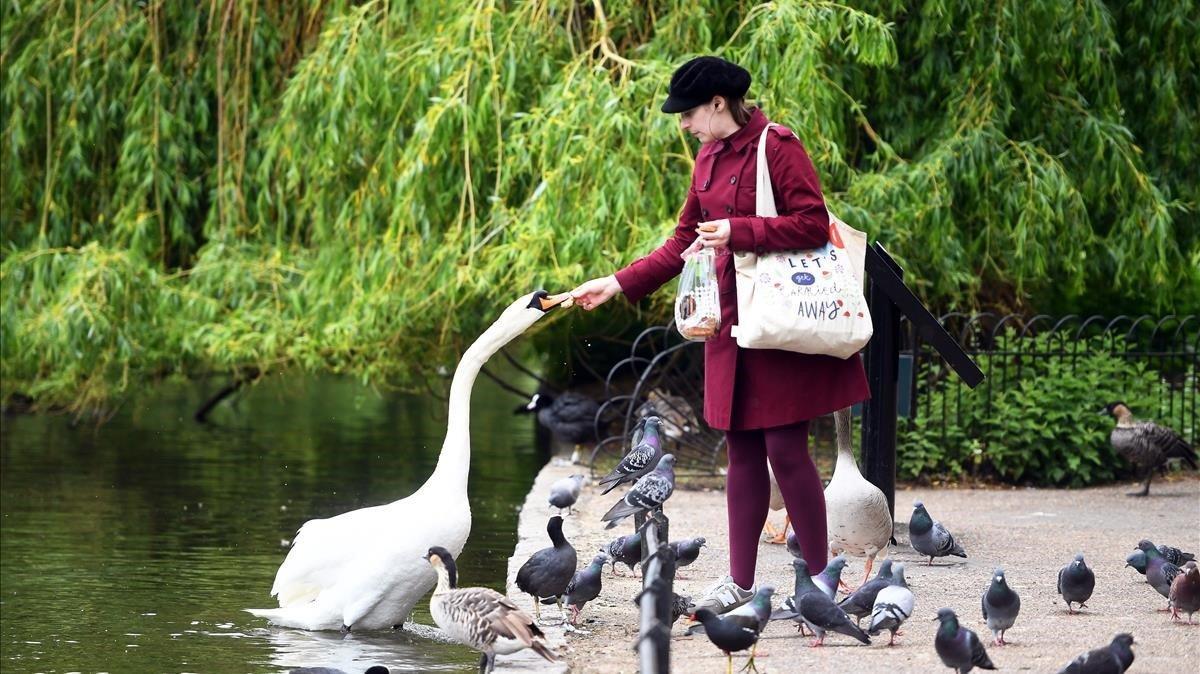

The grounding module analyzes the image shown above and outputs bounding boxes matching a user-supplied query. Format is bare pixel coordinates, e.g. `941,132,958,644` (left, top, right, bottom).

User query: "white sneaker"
691,575,756,615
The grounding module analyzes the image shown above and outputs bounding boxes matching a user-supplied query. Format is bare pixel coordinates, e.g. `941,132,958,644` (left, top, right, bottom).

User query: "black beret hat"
661,56,751,113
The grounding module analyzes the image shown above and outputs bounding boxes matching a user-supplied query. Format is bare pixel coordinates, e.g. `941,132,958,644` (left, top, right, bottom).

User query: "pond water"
1,372,546,673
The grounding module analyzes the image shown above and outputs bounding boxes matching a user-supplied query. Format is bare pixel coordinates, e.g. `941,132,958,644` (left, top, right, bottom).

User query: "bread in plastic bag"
675,247,721,341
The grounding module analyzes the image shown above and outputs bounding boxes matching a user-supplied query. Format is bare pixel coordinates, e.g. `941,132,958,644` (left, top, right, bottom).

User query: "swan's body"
824,407,893,584
247,292,561,630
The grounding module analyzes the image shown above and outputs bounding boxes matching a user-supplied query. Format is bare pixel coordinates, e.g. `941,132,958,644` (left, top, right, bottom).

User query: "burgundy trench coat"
614,109,869,431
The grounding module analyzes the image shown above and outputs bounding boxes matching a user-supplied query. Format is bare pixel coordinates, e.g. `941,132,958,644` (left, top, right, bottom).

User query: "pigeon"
596,416,665,495
838,559,896,625
690,608,762,674
601,454,676,530
515,516,577,623
602,530,643,576
909,501,967,565
1140,540,1196,567
934,608,996,673
813,555,848,600
771,558,821,623
424,547,556,673
1057,633,1135,673
670,592,694,626
1125,549,1148,576
705,586,775,670
1058,554,1096,614
1169,561,1200,623
981,567,1020,646
548,474,585,515
1137,539,1182,603
1102,401,1197,496
563,553,607,625
784,559,871,646
785,530,803,559
669,536,706,576
868,563,915,646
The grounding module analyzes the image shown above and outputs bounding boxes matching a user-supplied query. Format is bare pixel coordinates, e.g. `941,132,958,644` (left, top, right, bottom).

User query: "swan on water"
246,291,571,631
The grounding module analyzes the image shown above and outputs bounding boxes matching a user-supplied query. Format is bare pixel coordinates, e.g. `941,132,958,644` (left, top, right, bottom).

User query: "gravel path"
506,455,1200,673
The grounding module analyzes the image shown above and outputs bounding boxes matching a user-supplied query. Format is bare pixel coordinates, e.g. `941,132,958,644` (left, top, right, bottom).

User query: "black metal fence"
904,313,1198,439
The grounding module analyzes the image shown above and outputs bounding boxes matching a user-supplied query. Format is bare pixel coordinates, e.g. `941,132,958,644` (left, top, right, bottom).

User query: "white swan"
246,291,571,631
824,407,893,587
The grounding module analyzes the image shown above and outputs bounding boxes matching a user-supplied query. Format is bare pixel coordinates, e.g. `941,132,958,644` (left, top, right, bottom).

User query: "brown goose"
1103,402,1197,496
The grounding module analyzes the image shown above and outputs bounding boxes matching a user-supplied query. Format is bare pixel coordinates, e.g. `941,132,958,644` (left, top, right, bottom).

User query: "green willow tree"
2,0,1196,413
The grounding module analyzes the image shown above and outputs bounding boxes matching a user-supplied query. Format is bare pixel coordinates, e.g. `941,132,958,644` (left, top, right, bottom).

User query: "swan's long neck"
831,407,857,479
422,306,540,499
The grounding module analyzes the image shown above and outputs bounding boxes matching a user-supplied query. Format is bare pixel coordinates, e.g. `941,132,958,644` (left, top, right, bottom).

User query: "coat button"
725,205,734,215
729,175,737,185
702,208,709,218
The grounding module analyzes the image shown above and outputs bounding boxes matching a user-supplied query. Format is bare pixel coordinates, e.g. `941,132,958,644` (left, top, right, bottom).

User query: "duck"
823,406,893,587
424,546,557,673
246,291,571,631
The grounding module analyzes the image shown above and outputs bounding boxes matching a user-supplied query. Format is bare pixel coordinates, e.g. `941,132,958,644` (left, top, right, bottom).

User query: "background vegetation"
3,0,1197,414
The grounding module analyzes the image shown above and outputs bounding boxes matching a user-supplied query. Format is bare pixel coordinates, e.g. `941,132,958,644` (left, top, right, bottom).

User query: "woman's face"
678,99,721,144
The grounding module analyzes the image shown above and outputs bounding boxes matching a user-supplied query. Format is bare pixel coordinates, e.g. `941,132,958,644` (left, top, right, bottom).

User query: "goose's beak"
528,290,574,311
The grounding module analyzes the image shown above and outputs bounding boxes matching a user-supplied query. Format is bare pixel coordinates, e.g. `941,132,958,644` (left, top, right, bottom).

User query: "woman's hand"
570,275,622,311
696,219,731,249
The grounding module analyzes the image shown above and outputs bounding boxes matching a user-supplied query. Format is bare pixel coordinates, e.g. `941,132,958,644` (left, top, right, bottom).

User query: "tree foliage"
2,0,1196,413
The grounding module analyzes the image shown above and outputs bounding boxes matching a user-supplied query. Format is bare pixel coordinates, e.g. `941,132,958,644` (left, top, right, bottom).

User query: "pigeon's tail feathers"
836,620,872,644
770,607,799,621
949,539,967,558
601,499,640,523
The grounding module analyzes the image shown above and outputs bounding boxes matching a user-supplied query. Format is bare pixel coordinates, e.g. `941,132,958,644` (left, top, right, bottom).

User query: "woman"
571,56,869,615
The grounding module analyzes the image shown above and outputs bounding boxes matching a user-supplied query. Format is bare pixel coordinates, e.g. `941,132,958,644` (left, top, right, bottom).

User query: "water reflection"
1,372,544,673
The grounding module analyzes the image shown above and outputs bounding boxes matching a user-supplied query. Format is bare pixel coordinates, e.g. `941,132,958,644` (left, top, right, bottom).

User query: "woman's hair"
725,97,753,126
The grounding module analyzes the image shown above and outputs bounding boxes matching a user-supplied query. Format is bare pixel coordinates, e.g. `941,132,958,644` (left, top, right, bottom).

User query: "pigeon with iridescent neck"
1137,539,1182,605
981,567,1020,646
813,555,848,600
595,417,665,495
935,608,995,673
838,559,896,626
909,501,966,565
1058,554,1095,614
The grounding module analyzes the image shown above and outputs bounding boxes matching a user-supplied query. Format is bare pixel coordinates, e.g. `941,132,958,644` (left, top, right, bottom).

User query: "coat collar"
724,108,768,153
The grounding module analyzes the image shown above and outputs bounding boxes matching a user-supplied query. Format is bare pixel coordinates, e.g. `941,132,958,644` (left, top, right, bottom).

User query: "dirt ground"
503,455,1200,673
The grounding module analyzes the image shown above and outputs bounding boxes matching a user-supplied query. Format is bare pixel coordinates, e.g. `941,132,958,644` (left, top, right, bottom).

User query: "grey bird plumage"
868,563,914,647
838,559,896,625
1124,549,1148,576
1058,554,1096,613
909,501,966,565
1142,540,1196,567
548,474,585,515
602,530,643,576
1137,539,1181,602
595,417,665,495
1103,401,1197,497
771,558,820,622
668,536,706,569
563,553,607,625
426,547,556,673
600,454,676,530
935,608,996,673
1057,633,1135,674
515,516,577,621
783,559,870,646
813,555,848,600
981,567,1020,646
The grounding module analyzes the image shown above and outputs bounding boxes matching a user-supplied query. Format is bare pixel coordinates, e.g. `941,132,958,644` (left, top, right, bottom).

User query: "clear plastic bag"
675,247,721,341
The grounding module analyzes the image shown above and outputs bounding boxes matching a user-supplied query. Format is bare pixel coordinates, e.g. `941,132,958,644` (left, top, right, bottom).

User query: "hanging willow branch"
1,0,1196,415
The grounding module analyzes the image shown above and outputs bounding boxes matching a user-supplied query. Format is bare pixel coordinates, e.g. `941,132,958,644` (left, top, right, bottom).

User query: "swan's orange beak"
529,290,574,311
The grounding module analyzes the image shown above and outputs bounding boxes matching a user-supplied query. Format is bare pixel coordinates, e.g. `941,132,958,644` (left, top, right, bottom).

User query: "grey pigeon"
838,559,896,625
784,559,870,646
1169,561,1200,623
1058,554,1096,614
515,516,577,623
1057,633,1135,673
548,474,585,515
1137,539,1181,603
868,563,914,646
1140,539,1196,567
602,530,643,576
596,417,665,495
771,558,821,623
813,555,848,600
981,567,1020,645
785,530,803,559
1124,549,1148,576
563,553,607,625
909,501,966,565
601,454,675,530
934,608,996,673
1103,401,1197,496
669,537,706,569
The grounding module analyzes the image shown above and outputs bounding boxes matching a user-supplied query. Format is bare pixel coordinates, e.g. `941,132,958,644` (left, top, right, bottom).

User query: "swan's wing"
270,505,391,606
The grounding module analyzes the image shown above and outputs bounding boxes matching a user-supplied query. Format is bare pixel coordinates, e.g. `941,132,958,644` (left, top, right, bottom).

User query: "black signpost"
860,243,985,517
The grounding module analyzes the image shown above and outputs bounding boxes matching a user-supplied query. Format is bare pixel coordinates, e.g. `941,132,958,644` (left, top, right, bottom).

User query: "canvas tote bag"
730,124,872,359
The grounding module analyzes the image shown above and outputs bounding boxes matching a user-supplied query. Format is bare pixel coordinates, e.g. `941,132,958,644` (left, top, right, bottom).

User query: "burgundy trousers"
725,421,827,589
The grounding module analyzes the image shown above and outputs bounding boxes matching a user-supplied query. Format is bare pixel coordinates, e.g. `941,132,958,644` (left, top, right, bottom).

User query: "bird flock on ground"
301,400,1195,674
